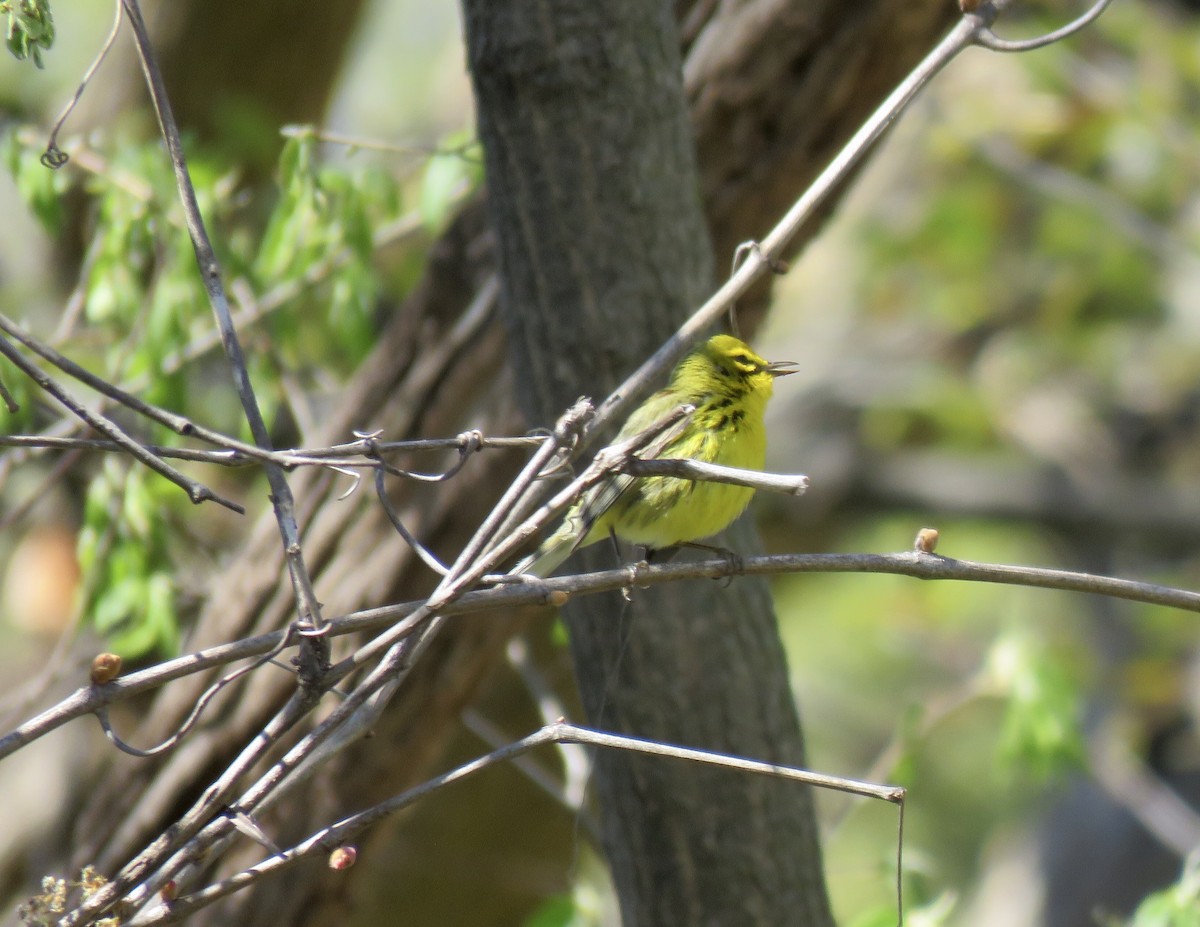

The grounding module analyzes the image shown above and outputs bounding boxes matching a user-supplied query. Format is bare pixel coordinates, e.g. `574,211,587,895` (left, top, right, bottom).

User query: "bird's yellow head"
675,334,798,399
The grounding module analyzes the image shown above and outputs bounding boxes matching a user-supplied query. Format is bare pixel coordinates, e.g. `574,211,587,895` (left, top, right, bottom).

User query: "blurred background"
2,1,1200,925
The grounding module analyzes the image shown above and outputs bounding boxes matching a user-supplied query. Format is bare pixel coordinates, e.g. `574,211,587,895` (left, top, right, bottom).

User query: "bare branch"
0,431,543,470
622,457,808,496
127,721,902,925
6,541,1197,768
120,0,326,655
0,312,286,468
0,333,243,513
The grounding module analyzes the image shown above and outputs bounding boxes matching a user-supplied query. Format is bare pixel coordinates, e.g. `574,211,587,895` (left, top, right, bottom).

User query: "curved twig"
94,631,295,759
363,428,484,483
373,468,449,575
41,0,125,167
974,0,1113,52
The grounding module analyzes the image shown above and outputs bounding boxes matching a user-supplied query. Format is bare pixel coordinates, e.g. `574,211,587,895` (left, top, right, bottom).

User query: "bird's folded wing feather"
514,400,693,576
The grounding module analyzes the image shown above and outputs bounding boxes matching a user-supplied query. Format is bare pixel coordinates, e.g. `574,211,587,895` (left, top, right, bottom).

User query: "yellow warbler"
517,334,796,577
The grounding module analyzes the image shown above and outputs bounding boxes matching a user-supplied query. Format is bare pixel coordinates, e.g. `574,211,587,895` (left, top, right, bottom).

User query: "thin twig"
0,432,543,469
41,0,124,166
974,0,1112,52
0,312,291,468
127,721,903,925
6,542,1198,766
0,334,243,513
364,428,484,482
120,0,326,654
373,467,449,575
622,457,808,496
0,376,17,412
95,631,294,759
279,124,482,162
79,690,319,923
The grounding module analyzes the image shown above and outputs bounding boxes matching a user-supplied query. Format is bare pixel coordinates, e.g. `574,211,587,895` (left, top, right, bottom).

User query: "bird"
515,333,797,577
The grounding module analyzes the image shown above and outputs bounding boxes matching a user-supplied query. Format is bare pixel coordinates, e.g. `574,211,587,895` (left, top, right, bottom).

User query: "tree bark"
463,2,833,925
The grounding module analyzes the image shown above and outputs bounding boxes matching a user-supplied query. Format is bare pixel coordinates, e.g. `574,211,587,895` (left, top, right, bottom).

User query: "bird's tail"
510,510,589,578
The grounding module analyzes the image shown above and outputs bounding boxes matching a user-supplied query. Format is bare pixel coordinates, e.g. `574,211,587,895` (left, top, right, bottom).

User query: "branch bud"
914,527,939,554
90,653,123,686
329,846,358,870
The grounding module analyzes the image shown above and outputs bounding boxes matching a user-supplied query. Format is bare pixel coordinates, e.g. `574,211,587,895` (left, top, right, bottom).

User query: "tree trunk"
463,3,833,924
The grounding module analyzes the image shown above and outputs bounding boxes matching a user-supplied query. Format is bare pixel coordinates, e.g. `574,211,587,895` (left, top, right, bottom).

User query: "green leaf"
91,575,145,633
523,896,579,927
142,572,180,655
5,0,55,66
3,130,68,232
79,463,181,658
1126,854,1200,927
848,893,956,927
419,133,481,232
987,632,1085,781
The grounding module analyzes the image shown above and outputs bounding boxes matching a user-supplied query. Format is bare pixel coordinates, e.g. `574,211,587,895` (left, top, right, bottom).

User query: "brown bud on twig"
329,846,357,870
914,527,939,554
90,653,122,685
546,590,569,607
160,880,178,903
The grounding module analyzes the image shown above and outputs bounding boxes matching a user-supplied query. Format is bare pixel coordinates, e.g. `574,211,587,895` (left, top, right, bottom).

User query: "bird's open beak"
765,360,800,377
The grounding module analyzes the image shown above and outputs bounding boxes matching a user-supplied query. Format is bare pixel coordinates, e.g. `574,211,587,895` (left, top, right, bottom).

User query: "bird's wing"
514,394,692,577
564,393,694,547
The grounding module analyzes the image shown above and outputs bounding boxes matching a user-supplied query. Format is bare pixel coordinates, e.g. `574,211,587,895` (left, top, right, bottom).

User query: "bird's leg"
676,540,744,584
607,530,637,600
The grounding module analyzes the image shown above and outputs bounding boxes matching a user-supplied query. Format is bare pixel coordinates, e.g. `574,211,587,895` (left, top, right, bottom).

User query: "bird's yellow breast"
601,386,769,550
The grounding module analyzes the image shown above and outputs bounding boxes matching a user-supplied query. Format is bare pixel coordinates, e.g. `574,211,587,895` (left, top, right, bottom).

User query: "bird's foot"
677,541,744,584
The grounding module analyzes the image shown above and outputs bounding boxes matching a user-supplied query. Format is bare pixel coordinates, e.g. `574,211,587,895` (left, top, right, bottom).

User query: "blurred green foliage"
1121,854,1200,927
765,4,1200,925
0,113,483,657
2,129,67,230
418,129,482,232
77,458,180,658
